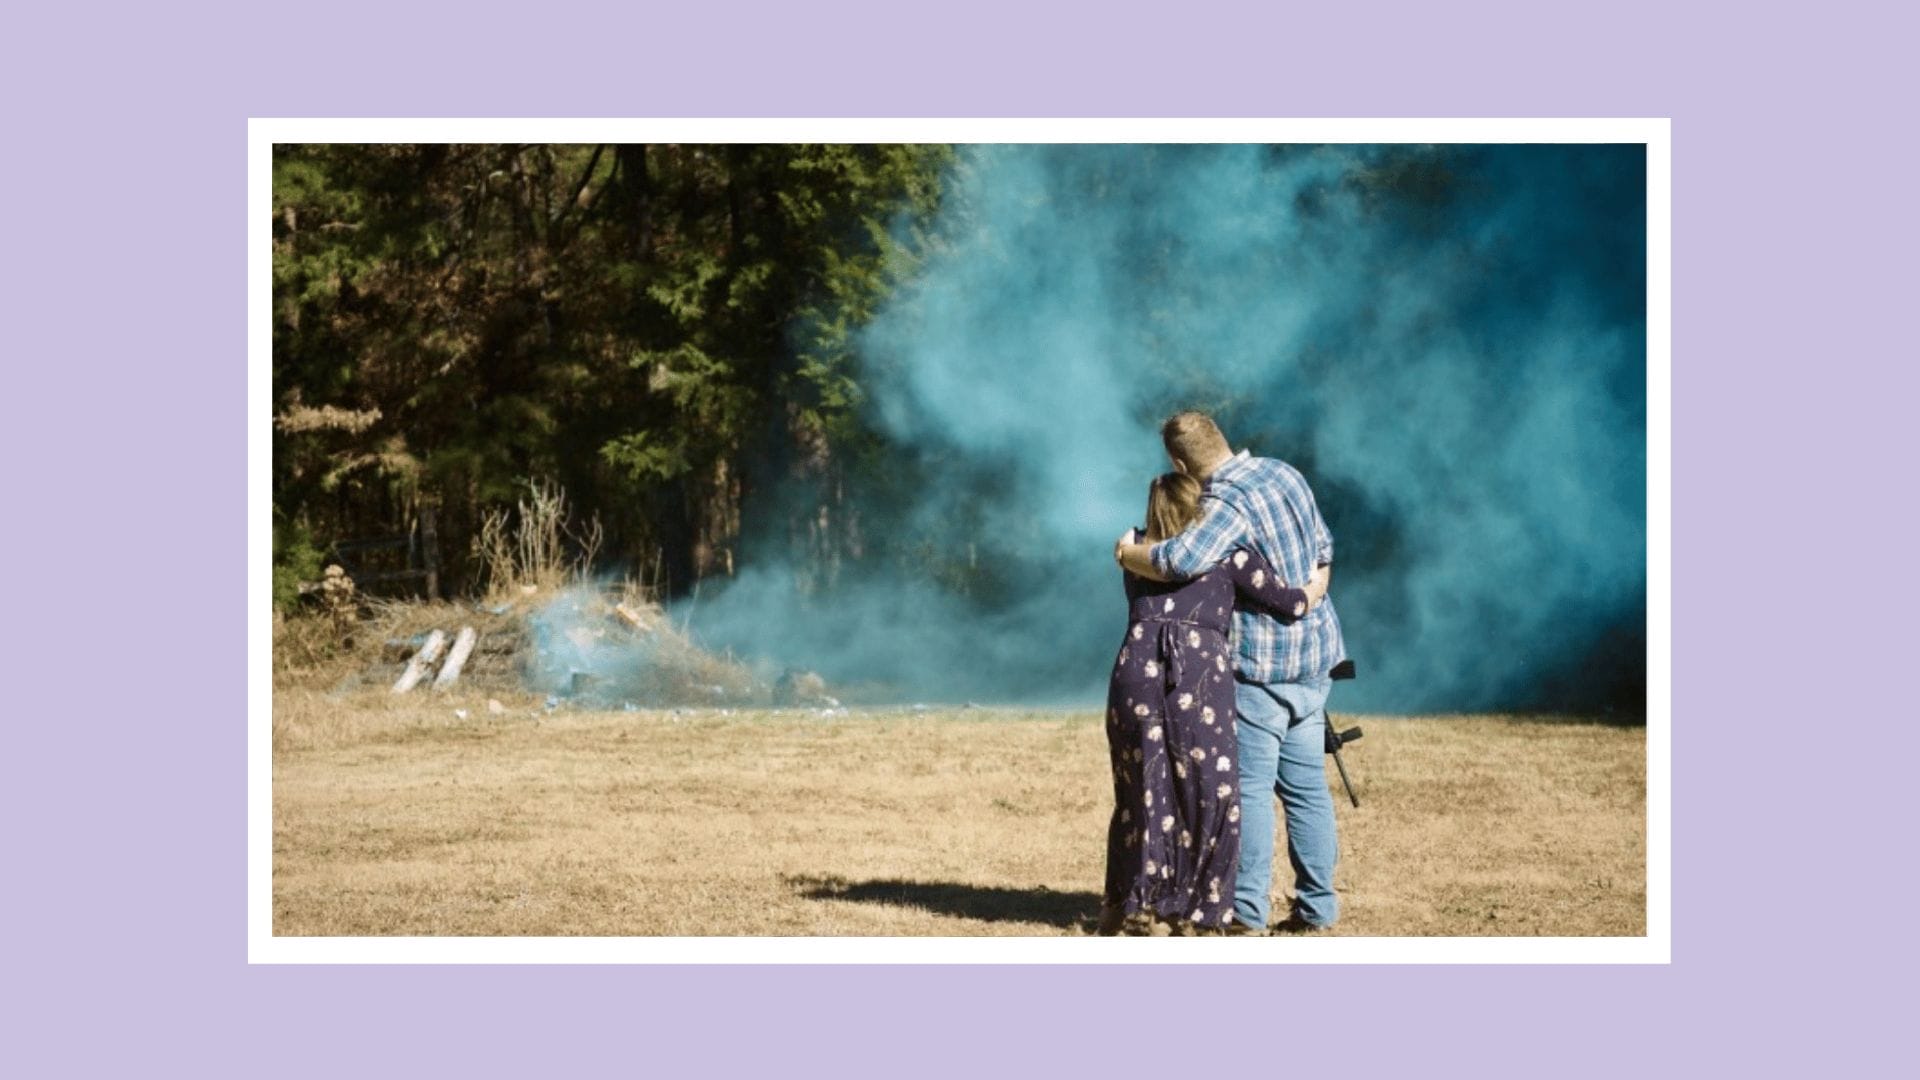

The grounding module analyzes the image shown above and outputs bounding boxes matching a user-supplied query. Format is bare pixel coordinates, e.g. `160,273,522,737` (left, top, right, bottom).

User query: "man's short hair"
1161,410,1231,474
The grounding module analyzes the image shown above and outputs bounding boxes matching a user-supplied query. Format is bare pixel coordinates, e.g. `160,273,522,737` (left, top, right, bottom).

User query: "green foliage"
272,517,327,613
272,142,955,595
600,430,690,482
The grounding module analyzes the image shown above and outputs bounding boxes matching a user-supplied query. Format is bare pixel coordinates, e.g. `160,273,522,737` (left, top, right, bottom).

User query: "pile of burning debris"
372,582,842,712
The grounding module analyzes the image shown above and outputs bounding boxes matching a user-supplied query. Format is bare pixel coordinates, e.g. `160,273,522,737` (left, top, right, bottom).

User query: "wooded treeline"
273,143,954,606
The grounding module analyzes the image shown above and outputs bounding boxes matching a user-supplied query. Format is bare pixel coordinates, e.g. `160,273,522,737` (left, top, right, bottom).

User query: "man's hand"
1115,532,1168,581
1303,562,1331,609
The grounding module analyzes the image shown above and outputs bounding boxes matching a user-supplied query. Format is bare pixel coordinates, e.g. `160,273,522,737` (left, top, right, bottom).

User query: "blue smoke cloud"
683,144,1646,713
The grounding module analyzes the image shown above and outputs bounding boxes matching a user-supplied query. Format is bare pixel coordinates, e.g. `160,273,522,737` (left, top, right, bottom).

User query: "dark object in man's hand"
1325,659,1363,807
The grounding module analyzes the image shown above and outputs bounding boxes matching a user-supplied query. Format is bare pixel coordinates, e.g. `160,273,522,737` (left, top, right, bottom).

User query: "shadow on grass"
1352,711,1647,728
791,875,1102,929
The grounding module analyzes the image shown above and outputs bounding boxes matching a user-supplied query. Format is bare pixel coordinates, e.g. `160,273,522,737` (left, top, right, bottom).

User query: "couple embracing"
1101,411,1347,937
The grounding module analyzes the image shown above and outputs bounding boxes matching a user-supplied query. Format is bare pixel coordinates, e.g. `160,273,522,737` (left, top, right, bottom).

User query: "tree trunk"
690,455,741,580
616,144,653,258
420,501,440,600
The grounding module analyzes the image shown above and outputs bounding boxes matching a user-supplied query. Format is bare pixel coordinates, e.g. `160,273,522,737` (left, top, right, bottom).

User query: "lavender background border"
15,2,1912,1074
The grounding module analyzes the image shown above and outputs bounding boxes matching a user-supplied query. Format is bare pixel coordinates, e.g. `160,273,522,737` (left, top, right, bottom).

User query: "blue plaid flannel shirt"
1150,451,1346,684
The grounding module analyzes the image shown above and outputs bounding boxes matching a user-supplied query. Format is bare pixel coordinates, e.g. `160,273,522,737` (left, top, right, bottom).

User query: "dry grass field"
272,687,1645,937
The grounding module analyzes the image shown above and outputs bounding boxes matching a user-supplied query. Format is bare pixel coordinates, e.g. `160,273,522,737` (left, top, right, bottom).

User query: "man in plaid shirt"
1116,411,1346,933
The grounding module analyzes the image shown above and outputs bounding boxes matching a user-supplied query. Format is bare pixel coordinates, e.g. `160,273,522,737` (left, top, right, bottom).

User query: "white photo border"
249,117,1672,964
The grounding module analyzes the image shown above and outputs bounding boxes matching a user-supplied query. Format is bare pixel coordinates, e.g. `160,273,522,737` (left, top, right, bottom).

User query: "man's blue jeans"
1233,676,1338,928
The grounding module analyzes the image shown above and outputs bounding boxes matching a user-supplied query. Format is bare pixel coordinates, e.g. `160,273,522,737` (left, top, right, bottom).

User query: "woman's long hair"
1143,472,1203,543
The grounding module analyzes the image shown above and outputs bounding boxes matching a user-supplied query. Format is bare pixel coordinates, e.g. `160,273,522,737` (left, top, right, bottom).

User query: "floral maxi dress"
1103,546,1309,930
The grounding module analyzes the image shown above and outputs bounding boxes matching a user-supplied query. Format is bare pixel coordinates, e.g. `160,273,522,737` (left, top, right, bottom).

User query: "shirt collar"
1208,449,1252,485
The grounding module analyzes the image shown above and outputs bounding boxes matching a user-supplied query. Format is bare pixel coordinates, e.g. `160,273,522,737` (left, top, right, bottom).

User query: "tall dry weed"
474,478,604,599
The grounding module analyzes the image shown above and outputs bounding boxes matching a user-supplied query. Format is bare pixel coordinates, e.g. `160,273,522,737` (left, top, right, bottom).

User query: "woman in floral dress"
1099,472,1319,936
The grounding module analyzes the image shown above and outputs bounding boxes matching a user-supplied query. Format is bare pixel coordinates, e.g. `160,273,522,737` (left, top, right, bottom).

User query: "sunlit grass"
273,689,1644,936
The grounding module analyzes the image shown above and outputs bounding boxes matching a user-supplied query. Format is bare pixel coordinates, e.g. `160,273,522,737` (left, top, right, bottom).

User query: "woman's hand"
1303,562,1331,609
